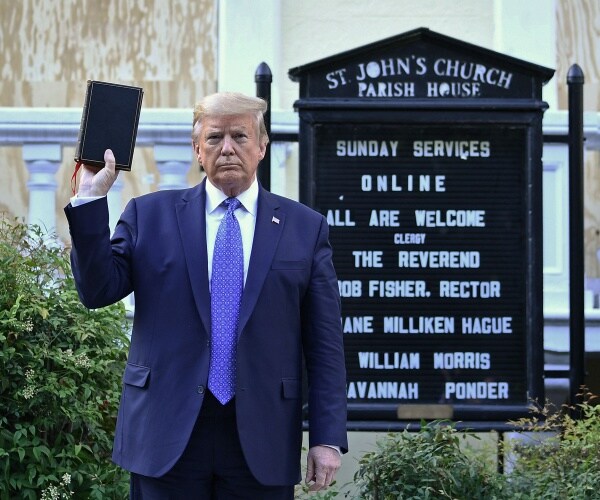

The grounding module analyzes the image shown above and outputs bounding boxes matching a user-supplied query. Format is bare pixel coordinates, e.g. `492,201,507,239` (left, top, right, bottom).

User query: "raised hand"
77,149,119,197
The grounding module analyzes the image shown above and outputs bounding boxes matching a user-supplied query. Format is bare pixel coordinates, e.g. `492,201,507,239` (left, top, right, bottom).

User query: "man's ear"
258,140,267,160
192,140,201,162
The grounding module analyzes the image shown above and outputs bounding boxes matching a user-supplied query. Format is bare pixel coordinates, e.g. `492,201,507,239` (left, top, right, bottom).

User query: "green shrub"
353,421,507,499
0,217,130,499
350,397,600,500
504,392,600,500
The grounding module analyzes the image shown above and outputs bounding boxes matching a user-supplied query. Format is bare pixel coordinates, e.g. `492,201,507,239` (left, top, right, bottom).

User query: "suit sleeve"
301,215,348,453
65,197,137,309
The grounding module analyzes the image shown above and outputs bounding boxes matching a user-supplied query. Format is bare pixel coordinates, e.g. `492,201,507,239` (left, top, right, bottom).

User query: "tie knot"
224,197,241,213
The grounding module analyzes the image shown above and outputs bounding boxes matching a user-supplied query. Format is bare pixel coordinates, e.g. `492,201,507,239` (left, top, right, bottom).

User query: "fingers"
307,467,334,492
305,445,341,492
77,164,101,197
76,149,119,197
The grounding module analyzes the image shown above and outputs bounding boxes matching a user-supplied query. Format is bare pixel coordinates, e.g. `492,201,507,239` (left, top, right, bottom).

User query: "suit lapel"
238,188,283,337
176,181,212,337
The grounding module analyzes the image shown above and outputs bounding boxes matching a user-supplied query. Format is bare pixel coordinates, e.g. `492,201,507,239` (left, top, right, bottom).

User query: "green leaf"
27,466,36,485
0,217,130,497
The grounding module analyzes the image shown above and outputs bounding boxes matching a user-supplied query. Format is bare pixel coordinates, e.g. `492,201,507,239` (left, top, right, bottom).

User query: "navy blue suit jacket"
64,180,348,485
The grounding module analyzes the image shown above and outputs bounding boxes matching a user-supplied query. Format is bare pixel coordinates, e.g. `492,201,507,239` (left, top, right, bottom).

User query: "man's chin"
213,175,249,197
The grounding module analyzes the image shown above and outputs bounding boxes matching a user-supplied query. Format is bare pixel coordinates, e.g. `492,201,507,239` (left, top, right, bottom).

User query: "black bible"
74,80,144,171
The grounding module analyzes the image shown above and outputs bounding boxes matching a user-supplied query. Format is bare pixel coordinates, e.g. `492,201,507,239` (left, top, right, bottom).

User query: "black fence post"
255,62,272,191
567,63,585,413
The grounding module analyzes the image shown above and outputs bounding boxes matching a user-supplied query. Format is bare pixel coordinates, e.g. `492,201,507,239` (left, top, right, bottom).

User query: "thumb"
305,455,315,484
104,148,116,174
90,148,119,196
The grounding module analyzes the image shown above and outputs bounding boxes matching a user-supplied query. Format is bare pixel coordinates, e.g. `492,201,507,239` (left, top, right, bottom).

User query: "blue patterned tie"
209,197,243,404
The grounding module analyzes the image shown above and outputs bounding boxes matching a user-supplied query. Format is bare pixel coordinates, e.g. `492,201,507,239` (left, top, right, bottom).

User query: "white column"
154,144,191,191
217,0,282,107
493,0,557,110
107,175,124,234
23,143,61,236
542,140,570,313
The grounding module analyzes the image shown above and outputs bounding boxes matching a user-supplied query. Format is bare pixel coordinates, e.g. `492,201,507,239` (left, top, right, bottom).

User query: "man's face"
193,114,266,197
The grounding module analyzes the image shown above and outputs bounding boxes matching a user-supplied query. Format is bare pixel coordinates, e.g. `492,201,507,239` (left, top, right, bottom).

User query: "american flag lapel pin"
272,216,280,224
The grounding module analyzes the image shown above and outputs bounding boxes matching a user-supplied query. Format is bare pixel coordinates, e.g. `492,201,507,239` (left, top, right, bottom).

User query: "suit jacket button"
197,385,205,394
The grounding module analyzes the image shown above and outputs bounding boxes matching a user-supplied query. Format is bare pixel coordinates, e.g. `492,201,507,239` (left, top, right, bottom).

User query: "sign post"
289,28,554,421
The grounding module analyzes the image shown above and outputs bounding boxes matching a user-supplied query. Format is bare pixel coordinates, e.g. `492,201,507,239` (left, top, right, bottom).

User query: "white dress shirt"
205,178,258,288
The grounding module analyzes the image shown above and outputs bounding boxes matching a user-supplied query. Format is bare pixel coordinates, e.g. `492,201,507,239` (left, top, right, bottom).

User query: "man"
65,92,348,498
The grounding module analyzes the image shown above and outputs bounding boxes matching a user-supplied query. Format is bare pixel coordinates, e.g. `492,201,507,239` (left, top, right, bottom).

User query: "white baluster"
155,144,191,191
23,143,61,237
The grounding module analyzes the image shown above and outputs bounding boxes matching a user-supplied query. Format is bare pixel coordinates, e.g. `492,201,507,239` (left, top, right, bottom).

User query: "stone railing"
2,107,600,352
0,107,298,235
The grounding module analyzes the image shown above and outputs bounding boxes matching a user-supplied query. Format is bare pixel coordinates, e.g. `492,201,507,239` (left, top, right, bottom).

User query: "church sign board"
289,28,554,420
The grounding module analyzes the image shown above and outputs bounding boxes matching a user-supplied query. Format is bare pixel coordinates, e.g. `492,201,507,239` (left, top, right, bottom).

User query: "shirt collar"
205,177,258,217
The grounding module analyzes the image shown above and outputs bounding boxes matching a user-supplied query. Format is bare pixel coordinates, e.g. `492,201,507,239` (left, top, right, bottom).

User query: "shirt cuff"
321,444,342,456
70,195,104,207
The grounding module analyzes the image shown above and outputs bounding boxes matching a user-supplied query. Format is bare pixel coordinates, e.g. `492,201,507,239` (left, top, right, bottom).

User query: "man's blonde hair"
192,92,269,145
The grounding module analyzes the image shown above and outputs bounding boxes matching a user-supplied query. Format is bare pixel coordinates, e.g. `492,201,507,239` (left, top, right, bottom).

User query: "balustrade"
2,107,600,352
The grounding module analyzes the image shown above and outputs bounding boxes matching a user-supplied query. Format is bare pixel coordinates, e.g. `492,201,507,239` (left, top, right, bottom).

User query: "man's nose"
221,136,235,155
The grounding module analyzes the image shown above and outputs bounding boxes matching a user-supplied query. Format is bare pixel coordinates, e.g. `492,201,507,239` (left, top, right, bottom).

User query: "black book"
74,80,144,171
